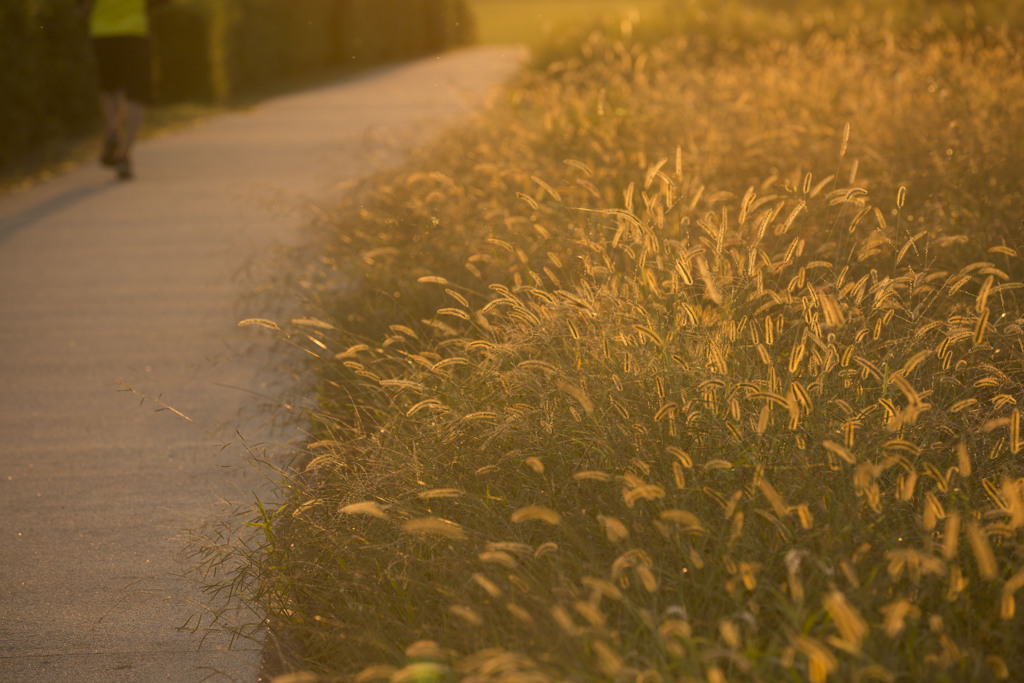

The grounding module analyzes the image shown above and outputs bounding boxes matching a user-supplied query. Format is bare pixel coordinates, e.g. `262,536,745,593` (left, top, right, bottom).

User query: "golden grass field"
193,2,1024,681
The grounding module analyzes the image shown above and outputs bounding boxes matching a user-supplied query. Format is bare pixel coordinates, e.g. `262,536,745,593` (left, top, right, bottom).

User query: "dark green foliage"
150,2,217,103
152,0,476,101
0,0,97,172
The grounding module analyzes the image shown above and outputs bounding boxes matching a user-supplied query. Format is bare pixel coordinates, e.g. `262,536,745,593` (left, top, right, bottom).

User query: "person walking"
79,0,154,180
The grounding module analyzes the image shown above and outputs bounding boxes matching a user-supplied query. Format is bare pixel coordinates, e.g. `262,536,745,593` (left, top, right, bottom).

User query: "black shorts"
92,36,152,104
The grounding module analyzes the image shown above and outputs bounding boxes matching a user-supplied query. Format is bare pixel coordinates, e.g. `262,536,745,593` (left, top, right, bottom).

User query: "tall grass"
192,2,1024,680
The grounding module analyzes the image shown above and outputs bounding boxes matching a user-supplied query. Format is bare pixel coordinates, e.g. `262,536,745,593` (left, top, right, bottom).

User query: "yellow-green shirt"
89,0,149,37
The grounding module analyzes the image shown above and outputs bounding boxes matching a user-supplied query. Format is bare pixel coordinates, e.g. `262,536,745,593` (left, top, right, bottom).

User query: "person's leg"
98,90,123,165
94,35,123,167
114,36,152,179
99,92,119,138
119,99,144,158
114,98,144,179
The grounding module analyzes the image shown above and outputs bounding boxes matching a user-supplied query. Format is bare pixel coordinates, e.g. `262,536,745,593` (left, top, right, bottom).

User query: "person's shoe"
115,157,133,181
100,135,118,167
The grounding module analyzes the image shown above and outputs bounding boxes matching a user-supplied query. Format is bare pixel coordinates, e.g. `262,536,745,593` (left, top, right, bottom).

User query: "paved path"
0,46,526,682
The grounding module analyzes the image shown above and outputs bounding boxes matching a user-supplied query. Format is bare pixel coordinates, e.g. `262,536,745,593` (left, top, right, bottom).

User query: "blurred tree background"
1,0,97,177
0,0,475,178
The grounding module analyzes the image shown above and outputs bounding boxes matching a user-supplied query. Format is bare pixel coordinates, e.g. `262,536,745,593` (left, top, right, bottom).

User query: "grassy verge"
195,2,1024,681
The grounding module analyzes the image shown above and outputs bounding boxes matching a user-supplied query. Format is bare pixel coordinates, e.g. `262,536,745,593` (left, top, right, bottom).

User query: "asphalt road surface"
0,46,525,682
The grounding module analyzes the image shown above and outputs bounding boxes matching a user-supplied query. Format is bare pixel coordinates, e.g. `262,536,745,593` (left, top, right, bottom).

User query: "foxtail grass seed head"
967,520,998,580
511,505,562,525
339,501,389,519
598,515,629,542
823,591,868,651
403,517,467,540
237,317,280,331
417,488,463,500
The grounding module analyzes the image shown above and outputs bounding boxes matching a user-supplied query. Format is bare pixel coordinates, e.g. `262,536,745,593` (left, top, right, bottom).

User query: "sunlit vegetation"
466,0,661,46
194,1,1024,680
